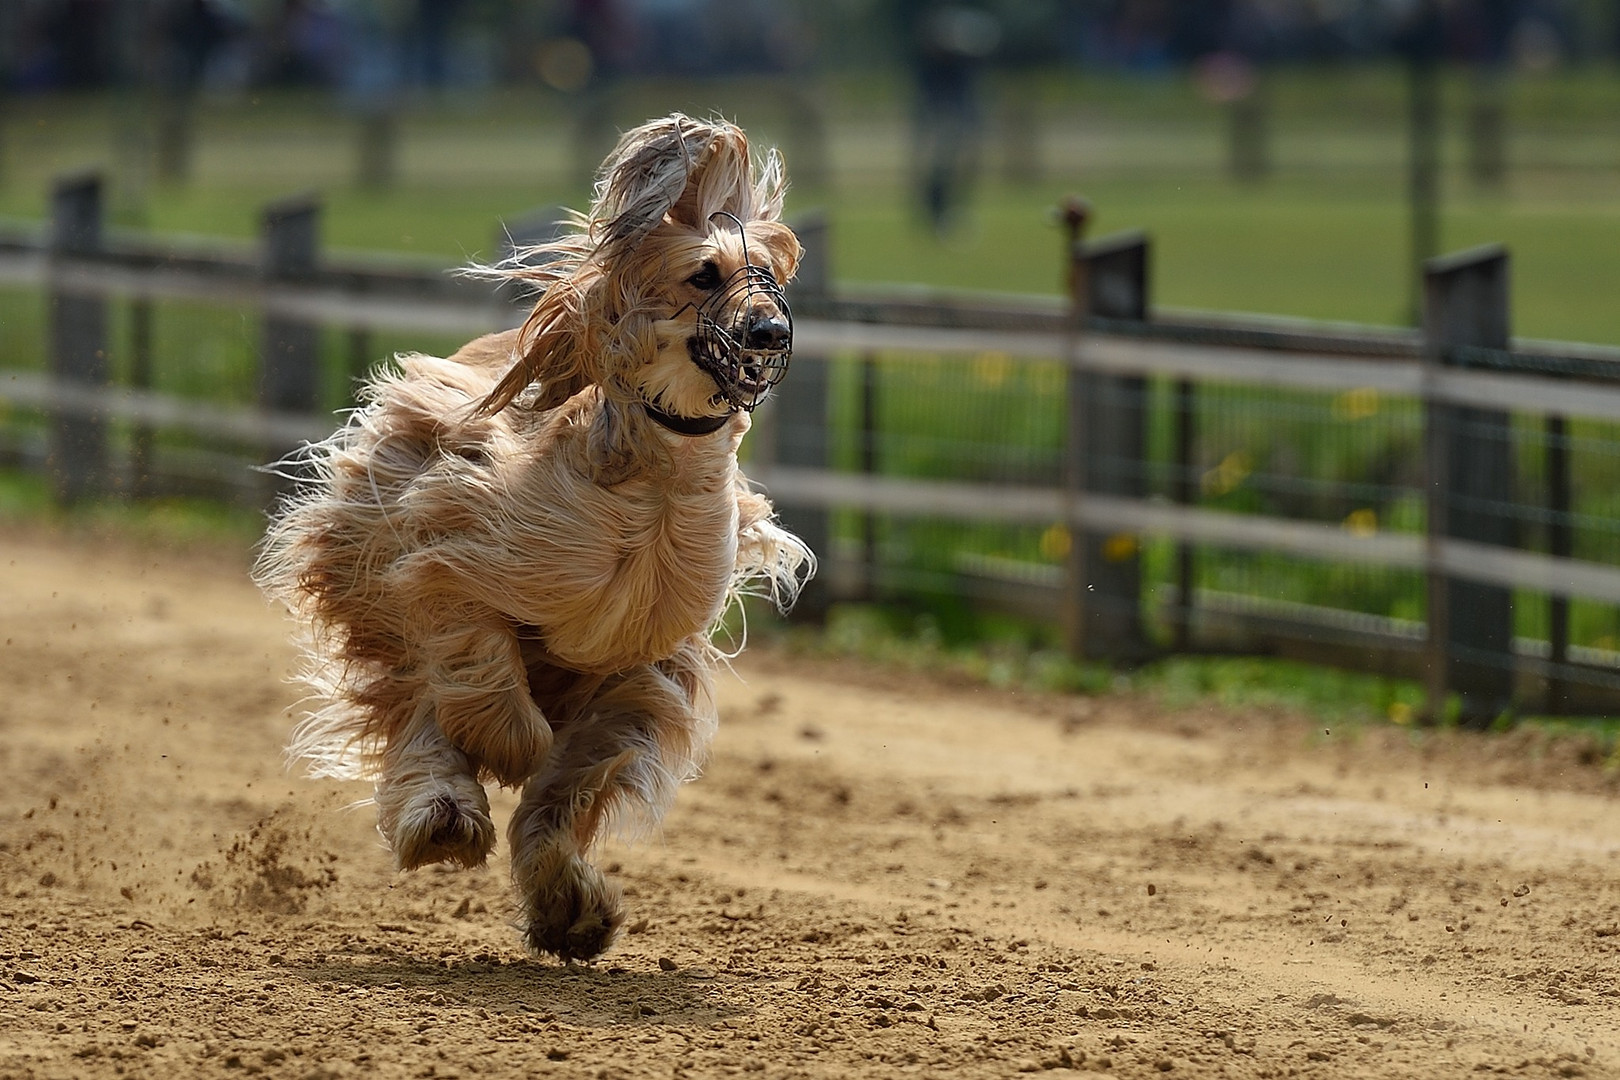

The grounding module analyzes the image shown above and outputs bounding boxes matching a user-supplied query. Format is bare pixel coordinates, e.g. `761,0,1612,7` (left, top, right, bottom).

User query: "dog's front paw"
380,780,496,871
520,854,625,962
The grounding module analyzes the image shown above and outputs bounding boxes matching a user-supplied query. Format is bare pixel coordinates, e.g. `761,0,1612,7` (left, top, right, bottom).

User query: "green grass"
0,469,265,552
772,599,1428,724
4,70,1620,340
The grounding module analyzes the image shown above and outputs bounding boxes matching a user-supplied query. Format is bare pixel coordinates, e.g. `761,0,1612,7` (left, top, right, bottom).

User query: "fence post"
1547,413,1570,714
47,172,109,506
260,194,323,491
1066,222,1152,663
1172,375,1197,651
130,298,154,497
1422,244,1516,727
858,351,880,600
775,210,831,620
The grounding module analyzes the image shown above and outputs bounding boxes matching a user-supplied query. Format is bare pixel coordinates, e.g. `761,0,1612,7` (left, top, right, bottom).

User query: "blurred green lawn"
3,67,1619,342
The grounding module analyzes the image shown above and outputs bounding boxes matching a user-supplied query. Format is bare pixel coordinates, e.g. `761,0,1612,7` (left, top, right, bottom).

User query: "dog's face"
477,116,804,421
632,216,801,420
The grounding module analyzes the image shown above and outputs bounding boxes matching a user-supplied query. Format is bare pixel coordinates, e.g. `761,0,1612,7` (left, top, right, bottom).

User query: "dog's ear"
749,221,802,284
666,123,754,230
595,114,778,241
594,114,716,257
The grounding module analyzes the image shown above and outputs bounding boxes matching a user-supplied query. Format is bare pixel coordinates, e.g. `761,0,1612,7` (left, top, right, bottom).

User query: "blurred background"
1,0,1618,333
6,0,1620,725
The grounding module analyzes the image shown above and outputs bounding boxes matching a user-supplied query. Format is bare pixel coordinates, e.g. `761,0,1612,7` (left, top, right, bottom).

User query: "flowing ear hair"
475,114,788,416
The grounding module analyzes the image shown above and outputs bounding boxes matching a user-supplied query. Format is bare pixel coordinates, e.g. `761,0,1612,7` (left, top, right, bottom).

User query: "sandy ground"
1,528,1618,1080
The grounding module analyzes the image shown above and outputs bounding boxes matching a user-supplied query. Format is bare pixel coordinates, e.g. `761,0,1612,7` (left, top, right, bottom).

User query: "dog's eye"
687,262,721,290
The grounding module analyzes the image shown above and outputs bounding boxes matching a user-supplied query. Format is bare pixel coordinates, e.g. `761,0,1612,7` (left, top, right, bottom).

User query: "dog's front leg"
507,654,712,962
506,748,635,963
375,697,497,870
423,619,553,787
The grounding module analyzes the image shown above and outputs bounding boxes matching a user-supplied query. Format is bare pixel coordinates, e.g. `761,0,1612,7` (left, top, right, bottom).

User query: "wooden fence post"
858,350,880,600
260,194,323,492
1547,413,1570,714
1065,219,1152,663
1172,375,1197,651
775,210,831,620
1423,244,1516,727
129,298,154,497
47,172,109,506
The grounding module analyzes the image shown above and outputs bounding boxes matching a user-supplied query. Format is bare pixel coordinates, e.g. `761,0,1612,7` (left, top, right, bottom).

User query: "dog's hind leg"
375,697,497,871
507,643,715,961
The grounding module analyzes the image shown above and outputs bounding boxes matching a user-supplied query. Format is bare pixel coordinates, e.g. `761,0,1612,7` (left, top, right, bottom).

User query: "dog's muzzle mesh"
688,263,793,412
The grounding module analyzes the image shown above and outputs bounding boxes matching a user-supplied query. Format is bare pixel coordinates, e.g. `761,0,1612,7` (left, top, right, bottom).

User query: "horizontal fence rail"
5,175,1620,721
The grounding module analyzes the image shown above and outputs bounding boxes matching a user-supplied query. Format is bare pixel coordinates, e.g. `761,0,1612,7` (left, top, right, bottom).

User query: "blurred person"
566,0,637,83
626,0,710,75
703,0,801,74
404,0,465,88
20,0,117,89
900,0,1000,237
260,0,349,87
153,0,243,182
162,0,239,90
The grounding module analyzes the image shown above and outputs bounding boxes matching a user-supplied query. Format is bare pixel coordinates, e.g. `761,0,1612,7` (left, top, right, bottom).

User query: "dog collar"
642,401,734,437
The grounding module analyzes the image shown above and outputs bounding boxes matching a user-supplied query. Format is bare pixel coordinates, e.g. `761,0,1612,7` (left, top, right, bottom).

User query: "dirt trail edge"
1,530,1618,1080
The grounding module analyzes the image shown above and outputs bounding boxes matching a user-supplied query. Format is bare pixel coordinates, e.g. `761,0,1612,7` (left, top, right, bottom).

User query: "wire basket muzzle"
689,264,794,411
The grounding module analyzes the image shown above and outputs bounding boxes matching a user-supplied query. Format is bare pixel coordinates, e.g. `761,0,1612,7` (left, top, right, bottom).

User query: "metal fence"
5,173,1620,722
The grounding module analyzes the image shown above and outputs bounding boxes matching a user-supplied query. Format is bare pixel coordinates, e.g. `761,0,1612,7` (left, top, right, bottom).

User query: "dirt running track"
2,528,1619,1080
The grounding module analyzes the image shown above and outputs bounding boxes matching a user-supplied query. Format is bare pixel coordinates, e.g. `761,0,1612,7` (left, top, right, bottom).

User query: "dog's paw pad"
527,906,625,963
427,795,472,845
522,861,626,962
393,790,495,871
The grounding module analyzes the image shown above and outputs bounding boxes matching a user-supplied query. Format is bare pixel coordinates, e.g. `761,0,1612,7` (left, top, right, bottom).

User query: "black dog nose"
745,314,791,351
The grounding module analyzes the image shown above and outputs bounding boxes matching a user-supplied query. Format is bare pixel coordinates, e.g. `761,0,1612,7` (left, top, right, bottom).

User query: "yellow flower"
1201,450,1253,496
1039,524,1071,561
972,350,1013,388
1343,508,1378,537
1332,387,1380,421
1102,532,1138,563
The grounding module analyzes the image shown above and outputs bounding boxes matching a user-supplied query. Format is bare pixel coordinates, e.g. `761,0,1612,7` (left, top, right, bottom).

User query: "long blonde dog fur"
255,115,812,962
